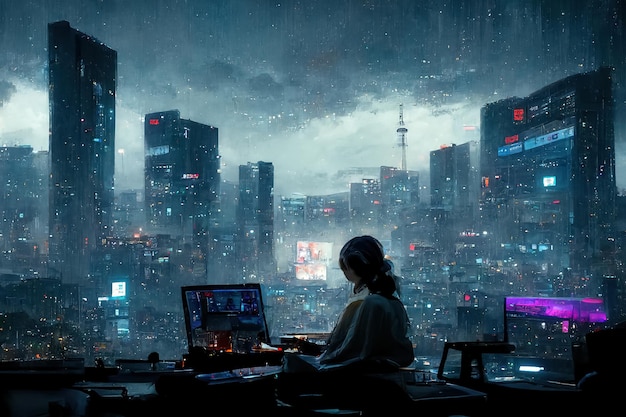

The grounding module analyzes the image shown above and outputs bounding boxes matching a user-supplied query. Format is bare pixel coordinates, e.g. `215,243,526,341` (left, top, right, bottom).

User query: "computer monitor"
181,283,271,353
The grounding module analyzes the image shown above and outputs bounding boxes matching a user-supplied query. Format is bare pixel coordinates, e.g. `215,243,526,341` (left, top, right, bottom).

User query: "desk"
73,364,284,416
276,367,487,416
0,360,88,417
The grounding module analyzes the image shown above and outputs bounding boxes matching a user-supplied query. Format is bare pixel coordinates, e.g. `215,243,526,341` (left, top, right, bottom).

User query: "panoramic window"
0,1,624,385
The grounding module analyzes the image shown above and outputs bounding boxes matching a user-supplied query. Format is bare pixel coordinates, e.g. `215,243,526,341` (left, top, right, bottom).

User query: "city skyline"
0,48,621,365
1,4,624,398
1,0,625,197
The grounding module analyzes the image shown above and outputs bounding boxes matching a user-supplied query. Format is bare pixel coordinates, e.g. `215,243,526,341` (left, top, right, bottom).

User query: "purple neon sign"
505,296,607,323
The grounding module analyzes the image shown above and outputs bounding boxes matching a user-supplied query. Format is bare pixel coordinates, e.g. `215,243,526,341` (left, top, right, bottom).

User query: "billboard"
497,126,574,157
296,241,333,264
505,296,607,323
112,281,127,298
295,241,332,281
295,263,328,281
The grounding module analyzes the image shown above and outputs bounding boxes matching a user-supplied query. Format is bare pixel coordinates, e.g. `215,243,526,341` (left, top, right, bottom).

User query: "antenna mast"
396,104,408,171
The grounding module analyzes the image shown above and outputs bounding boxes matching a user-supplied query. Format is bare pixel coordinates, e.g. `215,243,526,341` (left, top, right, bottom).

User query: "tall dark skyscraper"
238,161,275,281
48,21,117,284
144,110,220,251
480,67,615,295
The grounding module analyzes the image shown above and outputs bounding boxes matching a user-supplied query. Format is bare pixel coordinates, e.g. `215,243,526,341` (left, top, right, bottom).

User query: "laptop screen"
181,283,271,353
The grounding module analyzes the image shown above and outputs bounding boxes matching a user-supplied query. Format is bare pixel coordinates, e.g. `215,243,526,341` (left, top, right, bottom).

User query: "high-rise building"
278,195,307,231
380,166,420,229
430,142,479,213
113,190,144,237
305,193,350,231
32,151,50,252
0,146,45,268
349,178,381,235
144,110,220,254
206,179,239,284
48,21,117,284
480,67,616,295
429,141,480,261
237,161,275,281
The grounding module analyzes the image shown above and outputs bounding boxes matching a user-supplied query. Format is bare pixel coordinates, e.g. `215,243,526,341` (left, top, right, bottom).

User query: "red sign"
504,134,519,144
149,119,160,125
513,108,524,121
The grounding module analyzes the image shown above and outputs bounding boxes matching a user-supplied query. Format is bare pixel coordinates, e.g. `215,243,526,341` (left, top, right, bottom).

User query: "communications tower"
396,103,408,171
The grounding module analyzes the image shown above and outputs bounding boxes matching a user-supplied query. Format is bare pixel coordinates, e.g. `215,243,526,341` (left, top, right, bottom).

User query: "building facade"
144,109,221,258
48,20,117,284
430,142,479,213
237,161,275,282
379,166,420,231
480,67,616,295
349,178,382,236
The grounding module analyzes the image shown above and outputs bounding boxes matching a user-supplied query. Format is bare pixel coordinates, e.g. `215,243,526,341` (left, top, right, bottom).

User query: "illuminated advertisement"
112,281,127,298
505,296,607,323
527,99,549,121
295,241,332,282
146,145,170,156
497,142,523,157
543,176,557,187
524,126,574,151
295,263,327,281
296,241,333,264
497,126,574,157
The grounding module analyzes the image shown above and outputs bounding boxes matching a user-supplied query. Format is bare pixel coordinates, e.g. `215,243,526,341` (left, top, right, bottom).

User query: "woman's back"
320,293,414,368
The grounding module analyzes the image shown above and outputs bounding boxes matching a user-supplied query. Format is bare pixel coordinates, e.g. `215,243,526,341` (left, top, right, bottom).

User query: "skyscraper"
0,146,43,264
238,161,275,281
430,141,479,213
480,67,616,295
349,178,382,235
48,21,117,284
144,110,221,251
380,165,420,230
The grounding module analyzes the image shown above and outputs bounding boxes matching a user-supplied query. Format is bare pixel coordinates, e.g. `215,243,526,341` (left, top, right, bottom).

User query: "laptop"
181,283,272,354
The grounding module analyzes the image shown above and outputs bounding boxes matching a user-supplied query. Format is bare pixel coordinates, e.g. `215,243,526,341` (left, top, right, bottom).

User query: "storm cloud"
0,0,624,195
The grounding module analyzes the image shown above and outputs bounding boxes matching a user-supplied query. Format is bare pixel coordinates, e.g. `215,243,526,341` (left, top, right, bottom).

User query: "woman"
278,235,415,412
318,234,414,368
283,235,414,371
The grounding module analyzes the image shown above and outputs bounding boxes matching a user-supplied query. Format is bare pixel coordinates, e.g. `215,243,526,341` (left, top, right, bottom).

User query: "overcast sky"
1,0,625,196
